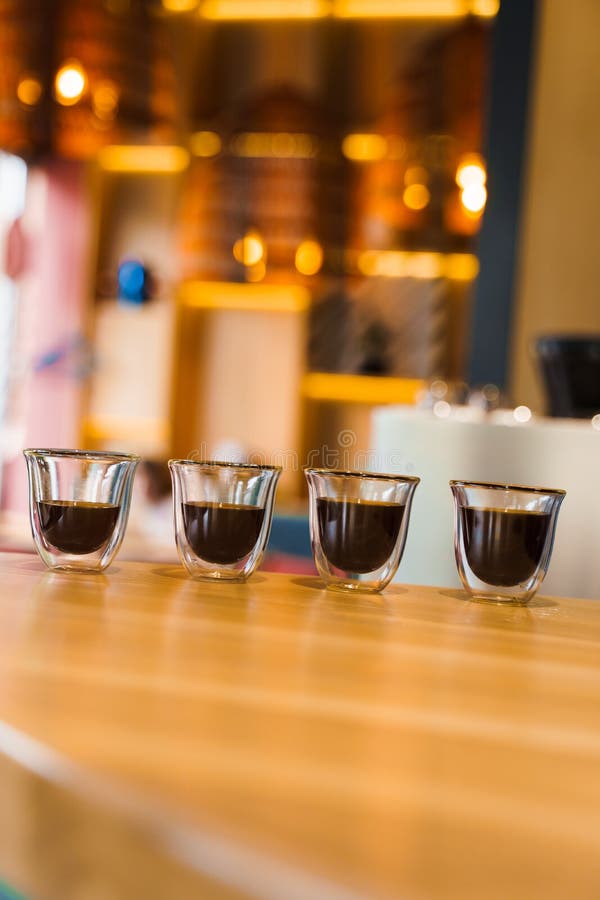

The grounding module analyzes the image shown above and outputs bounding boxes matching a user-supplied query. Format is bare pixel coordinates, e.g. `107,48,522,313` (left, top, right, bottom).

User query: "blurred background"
1,0,599,588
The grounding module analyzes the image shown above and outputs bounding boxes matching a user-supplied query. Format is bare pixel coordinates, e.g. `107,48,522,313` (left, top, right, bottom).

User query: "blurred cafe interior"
1,0,600,595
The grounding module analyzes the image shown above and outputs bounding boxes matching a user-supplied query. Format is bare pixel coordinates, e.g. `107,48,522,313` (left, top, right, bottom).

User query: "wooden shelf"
301,372,424,404
178,280,311,314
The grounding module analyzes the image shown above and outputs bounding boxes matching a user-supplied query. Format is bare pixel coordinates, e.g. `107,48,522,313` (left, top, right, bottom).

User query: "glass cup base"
186,569,249,583
50,564,105,575
466,591,531,605
325,580,384,594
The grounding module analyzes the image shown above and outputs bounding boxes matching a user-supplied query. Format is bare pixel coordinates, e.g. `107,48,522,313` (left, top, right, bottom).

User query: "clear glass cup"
450,480,566,603
24,448,139,573
168,460,281,581
304,468,420,593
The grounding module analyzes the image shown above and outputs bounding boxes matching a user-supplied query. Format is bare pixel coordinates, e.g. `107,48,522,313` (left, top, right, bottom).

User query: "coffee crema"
460,506,550,586
37,500,120,555
316,497,405,574
182,501,264,565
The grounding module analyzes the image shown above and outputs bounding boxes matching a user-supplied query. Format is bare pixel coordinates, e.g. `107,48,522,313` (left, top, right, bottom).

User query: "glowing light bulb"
55,61,87,105
233,230,265,267
456,154,486,189
461,183,487,215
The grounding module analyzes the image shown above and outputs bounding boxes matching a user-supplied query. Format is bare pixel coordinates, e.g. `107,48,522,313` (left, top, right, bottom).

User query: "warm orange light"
444,253,480,280
54,61,87,105
98,145,190,173
162,0,197,9
403,183,430,211
201,0,329,18
336,0,467,17
179,281,310,313
93,81,119,120
233,230,265,267
357,250,479,281
189,131,222,157
342,133,387,162
17,76,43,106
456,153,486,189
470,0,499,16
230,132,317,159
197,0,500,17
245,260,267,282
301,372,424,405
295,240,323,276
461,183,487,215
335,0,499,16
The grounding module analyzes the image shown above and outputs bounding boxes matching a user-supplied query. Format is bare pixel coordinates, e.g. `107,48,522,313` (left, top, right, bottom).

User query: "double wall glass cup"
169,460,281,581
305,468,420,593
450,480,566,603
24,448,139,573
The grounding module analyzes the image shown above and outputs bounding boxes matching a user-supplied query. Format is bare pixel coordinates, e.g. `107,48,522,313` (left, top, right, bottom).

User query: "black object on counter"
536,335,600,418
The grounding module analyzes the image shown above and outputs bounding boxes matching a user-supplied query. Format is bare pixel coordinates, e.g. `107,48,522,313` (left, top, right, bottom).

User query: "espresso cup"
169,460,281,581
305,468,420,593
450,480,565,603
24,448,139,573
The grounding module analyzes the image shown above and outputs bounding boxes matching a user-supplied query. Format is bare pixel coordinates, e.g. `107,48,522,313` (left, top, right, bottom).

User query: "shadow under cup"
450,480,566,603
305,469,420,593
169,460,281,581
24,449,139,573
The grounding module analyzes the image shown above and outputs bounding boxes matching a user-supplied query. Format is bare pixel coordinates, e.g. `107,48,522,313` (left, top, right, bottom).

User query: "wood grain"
0,553,599,899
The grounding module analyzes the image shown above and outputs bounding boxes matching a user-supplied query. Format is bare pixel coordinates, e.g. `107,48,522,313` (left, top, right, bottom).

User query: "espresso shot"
316,497,405,574
460,506,551,586
182,501,265,565
24,449,139,573
450,481,565,603
37,500,120,555
305,469,419,593
169,460,281,581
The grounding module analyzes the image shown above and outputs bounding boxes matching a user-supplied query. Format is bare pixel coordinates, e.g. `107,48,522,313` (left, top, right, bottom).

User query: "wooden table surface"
0,553,599,900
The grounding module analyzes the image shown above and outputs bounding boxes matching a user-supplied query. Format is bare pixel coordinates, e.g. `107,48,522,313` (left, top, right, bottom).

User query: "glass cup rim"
450,478,566,497
169,458,282,473
24,447,140,463
304,466,420,484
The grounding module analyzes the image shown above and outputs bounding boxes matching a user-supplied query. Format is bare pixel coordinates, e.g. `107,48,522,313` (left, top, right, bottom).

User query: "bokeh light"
295,240,323,276
189,131,222,157
461,183,487,214
54,61,87,105
17,76,43,106
456,154,486,189
403,183,430,211
513,405,532,423
162,0,198,10
233,230,266,267
342,133,388,162
93,81,119,120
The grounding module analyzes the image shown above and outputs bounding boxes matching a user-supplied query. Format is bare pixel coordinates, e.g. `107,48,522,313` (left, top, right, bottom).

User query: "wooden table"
0,553,599,900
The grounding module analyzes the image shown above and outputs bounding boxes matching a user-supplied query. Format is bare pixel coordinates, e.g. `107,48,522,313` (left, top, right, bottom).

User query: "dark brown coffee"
316,497,405,574
182,502,264,565
37,500,119,555
460,506,550,586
